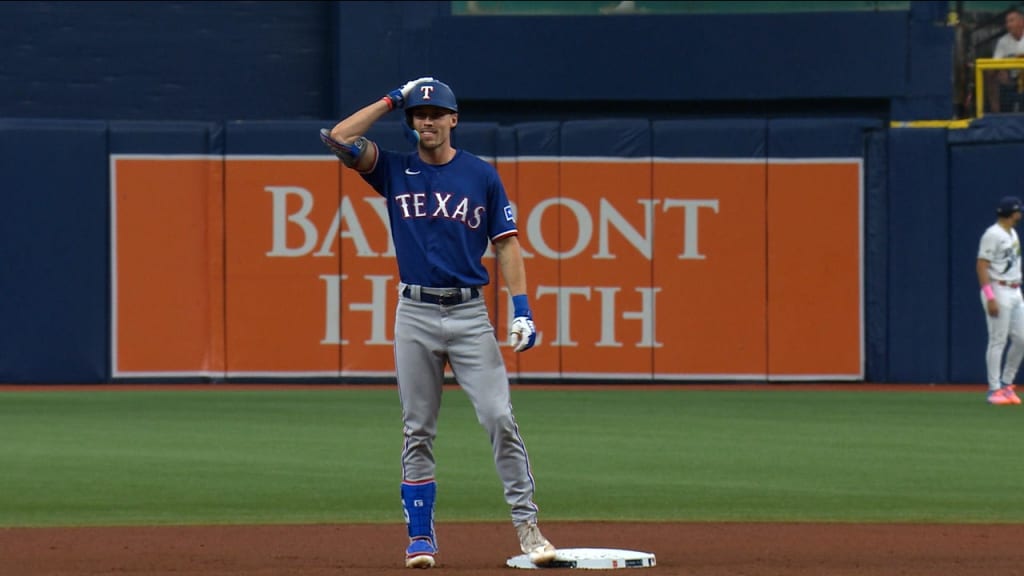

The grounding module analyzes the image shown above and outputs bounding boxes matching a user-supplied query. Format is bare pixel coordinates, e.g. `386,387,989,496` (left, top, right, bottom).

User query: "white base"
506,548,656,570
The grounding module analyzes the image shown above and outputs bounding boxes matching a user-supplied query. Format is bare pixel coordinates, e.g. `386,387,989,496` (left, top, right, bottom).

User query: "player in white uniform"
976,195,1024,405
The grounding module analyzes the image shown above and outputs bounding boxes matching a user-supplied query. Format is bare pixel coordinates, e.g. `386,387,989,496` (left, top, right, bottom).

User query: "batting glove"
384,76,435,111
509,295,537,353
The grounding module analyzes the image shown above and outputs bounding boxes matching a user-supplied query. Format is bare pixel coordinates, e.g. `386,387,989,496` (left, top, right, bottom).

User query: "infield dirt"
2,521,1022,575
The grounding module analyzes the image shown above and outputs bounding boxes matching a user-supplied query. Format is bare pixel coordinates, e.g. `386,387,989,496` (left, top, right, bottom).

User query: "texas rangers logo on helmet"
419,85,435,100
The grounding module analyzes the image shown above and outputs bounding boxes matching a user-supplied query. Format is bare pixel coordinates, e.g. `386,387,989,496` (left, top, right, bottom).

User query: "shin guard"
401,479,437,545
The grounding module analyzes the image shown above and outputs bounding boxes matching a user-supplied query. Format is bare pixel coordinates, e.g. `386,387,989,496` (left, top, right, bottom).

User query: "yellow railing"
974,58,1024,118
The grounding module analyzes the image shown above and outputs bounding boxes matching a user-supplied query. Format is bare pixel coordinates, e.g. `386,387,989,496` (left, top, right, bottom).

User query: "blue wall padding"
767,118,883,158
0,3,945,122
0,120,110,382
0,1,331,121
886,128,949,383
515,123,562,157
911,1,950,22
416,11,906,105
652,119,767,158
948,142,1024,383
497,126,518,159
226,121,343,156
863,130,888,383
453,122,499,159
890,11,956,120
948,117,1024,144
560,120,651,157
108,122,223,154
332,1,447,111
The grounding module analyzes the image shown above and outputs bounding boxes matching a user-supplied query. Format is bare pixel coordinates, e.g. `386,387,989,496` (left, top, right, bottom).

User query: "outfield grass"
0,387,1021,527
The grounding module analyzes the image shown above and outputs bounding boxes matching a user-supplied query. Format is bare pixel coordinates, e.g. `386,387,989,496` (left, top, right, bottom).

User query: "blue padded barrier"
452,122,499,161
515,122,562,157
652,119,767,159
0,119,110,382
414,12,907,105
497,126,517,159
0,2,331,121
560,119,651,158
947,117,1024,145
226,121,343,156
767,118,884,158
890,6,956,121
863,129,889,383
109,121,223,154
886,128,949,383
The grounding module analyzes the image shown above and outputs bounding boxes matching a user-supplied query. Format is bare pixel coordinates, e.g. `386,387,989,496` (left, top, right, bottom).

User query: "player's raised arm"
319,77,434,171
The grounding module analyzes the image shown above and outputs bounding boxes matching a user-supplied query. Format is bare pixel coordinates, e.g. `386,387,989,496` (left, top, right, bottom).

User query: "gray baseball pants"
394,284,540,524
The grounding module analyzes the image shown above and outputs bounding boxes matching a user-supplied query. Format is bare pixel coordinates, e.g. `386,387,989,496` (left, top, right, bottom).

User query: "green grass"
0,387,1021,527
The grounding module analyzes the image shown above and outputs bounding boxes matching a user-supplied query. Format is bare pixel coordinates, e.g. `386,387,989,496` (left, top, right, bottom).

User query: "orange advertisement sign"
767,161,863,378
112,156,862,381
111,156,225,377
652,160,769,379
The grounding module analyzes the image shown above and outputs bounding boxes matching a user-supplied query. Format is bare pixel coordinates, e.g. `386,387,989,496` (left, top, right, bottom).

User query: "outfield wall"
2,117,1021,385
0,2,951,122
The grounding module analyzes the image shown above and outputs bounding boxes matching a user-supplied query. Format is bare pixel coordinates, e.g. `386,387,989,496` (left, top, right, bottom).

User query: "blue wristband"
512,294,531,318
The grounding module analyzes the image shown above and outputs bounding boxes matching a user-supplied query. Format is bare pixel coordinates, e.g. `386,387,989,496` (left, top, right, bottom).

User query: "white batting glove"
509,295,536,352
401,76,434,99
509,316,536,352
385,76,435,110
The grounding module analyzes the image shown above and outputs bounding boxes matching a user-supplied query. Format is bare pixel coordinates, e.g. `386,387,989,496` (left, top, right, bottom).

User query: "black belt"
402,286,480,306
997,280,1022,288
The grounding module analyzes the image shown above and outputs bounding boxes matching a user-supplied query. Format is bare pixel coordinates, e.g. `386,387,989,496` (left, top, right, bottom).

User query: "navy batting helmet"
405,80,458,114
998,196,1023,217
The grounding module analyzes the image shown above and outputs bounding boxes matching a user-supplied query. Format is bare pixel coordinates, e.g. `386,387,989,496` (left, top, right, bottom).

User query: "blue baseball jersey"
360,146,518,288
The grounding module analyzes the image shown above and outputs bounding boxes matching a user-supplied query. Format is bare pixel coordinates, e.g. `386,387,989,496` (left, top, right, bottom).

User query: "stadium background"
2,0,1023,385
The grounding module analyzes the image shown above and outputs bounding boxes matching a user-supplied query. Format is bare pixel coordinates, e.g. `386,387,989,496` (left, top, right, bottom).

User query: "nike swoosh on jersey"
405,168,421,175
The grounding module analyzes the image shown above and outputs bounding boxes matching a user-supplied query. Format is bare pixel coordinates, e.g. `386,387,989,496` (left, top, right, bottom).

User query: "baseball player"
977,195,1024,405
319,78,557,568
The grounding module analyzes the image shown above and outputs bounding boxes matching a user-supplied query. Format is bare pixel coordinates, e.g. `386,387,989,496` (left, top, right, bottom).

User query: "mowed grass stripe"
0,388,1020,527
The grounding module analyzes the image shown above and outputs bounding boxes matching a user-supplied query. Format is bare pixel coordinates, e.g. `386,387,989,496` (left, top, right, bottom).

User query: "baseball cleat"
405,537,436,568
988,389,1016,405
515,521,557,566
1002,385,1022,405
